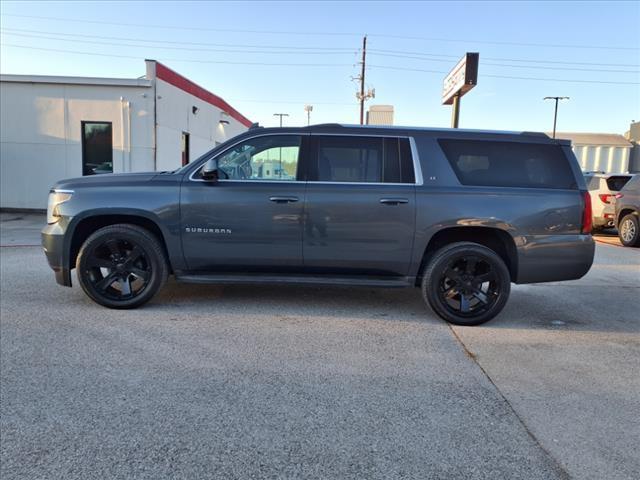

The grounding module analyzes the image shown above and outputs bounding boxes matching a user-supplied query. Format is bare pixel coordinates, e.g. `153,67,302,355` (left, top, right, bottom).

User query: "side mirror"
201,158,220,181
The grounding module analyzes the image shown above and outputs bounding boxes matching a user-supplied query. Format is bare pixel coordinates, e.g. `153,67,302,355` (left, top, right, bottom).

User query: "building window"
82,122,113,176
181,132,190,166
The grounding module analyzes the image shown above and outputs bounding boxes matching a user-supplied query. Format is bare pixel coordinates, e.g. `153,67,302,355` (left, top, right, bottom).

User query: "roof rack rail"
310,123,343,128
249,122,262,130
520,131,549,137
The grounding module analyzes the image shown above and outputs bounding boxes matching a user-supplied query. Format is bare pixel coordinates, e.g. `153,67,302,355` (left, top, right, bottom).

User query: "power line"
368,52,639,74
367,64,640,85
2,12,637,51
3,43,638,85
0,13,359,37
368,33,639,51
0,30,357,56
0,27,356,52
0,44,353,67
230,99,356,106
3,26,637,70
369,48,640,68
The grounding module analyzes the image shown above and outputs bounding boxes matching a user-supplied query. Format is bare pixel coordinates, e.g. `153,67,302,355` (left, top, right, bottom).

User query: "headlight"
47,189,73,224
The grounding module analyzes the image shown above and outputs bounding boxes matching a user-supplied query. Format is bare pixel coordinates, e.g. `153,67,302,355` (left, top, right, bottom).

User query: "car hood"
52,172,159,190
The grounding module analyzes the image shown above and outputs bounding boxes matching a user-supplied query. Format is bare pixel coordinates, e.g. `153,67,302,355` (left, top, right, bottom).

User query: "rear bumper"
41,223,72,287
593,215,615,229
515,234,595,284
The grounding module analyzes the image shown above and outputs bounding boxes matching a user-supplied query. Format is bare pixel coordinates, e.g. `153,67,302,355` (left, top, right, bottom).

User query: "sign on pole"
442,53,479,105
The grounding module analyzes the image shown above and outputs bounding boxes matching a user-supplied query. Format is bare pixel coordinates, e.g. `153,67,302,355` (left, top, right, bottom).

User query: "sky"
1,0,639,132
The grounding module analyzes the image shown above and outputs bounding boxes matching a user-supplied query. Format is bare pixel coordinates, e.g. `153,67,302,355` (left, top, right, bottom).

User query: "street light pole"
304,105,313,126
273,113,289,127
543,96,569,138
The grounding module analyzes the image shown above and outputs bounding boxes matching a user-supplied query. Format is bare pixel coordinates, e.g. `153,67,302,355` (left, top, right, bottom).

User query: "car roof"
247,123,570,145
583,172,634,178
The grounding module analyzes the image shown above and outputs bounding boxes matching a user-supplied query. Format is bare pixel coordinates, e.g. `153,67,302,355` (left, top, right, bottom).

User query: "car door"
180,134,308,272
303,134,418,276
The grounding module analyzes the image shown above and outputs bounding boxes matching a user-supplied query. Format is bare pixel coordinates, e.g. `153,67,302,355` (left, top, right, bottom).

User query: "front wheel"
618,214,640,247
76,224,168,309
421,242,511,326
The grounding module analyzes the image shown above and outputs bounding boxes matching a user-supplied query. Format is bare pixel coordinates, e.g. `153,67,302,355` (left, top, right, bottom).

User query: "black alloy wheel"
422,242,511,326
76,224,168,309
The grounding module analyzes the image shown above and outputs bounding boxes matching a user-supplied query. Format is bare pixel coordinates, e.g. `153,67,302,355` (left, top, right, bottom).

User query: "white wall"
573,144,630,174
154,77,248,172
0,81,154,209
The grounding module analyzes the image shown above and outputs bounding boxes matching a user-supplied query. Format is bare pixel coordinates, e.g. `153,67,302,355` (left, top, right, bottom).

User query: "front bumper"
42,222,72,287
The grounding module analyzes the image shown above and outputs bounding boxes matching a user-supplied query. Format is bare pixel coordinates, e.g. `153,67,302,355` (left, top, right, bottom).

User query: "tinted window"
584,175,602,191
215,135,301,181
315,136,413,184
438,139,577,189
622,175,640,193
606,176,632,191
82,122,113,176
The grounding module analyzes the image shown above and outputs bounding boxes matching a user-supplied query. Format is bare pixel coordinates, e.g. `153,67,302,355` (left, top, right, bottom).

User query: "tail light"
615,193,624,199
598,194,612,204
581,191,592,234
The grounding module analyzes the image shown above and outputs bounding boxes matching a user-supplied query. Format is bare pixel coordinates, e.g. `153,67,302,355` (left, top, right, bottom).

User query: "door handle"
379,198,409,205
269,196,299,203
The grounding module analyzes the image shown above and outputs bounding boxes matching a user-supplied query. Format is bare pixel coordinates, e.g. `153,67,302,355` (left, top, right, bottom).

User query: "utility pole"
352,36,374,124
273,113,289,127
543,96,569,138
359,35,367,125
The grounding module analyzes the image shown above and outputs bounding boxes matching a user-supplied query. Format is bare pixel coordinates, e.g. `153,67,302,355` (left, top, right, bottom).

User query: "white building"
554,132,633,174
0,60,251,209
366,105,394,126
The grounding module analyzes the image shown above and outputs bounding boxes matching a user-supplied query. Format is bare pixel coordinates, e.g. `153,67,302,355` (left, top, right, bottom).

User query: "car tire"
421,242,511,326
76,224,168,309
618,214,640,247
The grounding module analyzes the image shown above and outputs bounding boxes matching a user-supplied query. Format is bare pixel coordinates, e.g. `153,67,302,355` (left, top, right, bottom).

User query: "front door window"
216,135,301,181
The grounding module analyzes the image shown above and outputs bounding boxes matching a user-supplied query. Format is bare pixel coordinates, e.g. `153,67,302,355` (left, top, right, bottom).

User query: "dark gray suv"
42,124,595,325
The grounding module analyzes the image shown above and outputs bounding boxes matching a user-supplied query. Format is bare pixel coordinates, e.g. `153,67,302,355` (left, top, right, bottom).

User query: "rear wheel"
421,242,511,326
76,224,168,309
618,214,640,247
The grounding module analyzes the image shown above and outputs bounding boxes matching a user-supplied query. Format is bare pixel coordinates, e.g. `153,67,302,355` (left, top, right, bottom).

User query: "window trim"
81,120,113,176
187,132,424,186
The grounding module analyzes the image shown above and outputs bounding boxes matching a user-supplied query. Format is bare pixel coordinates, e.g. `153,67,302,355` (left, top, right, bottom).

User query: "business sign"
442,52,479,105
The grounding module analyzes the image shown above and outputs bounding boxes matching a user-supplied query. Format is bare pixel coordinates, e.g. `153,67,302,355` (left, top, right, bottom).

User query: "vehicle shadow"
151,279,437,325
145,278,639,334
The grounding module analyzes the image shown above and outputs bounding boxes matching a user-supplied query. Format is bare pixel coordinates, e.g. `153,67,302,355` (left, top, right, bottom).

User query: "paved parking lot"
1,215,638,479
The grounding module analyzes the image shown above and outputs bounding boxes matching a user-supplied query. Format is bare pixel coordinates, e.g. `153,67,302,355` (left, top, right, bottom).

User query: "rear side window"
585,175,602,191
622,175,640,192
606,176,632,191
438,139,577,189
314,136,414,184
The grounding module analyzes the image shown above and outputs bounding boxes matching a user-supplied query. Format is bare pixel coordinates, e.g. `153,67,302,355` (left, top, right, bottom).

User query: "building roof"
553,132,632,147
1,60,252,128
0,74,152,88
153,62,252,128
